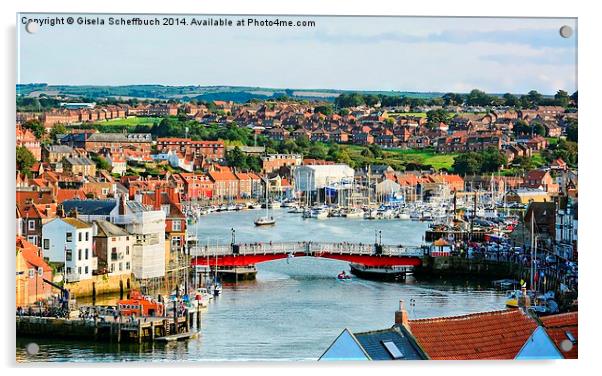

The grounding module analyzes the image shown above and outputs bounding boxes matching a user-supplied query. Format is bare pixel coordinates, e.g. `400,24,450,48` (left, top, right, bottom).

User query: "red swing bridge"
190,241,428,281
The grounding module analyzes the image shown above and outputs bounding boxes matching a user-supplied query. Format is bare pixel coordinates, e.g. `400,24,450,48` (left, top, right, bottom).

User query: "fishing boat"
117,291,164,317
349,263,410,282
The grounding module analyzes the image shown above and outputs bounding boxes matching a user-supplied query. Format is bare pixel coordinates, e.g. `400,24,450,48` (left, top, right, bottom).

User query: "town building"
112,197,166,280
93,220,133,276
41,217,95,282
16,236,54,307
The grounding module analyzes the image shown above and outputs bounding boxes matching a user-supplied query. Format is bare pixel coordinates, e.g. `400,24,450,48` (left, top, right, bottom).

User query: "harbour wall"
65,274,137,299
416,256,528,280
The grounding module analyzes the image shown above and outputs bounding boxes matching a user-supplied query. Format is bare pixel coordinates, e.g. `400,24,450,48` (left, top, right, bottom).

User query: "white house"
42,217,95,282
105,153,127,176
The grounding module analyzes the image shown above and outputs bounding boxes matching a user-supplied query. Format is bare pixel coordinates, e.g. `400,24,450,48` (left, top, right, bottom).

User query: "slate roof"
87,133,152,142
45,145,74,153
62,199,117,216
61,217,92,229
407,309,538,360
540,312,578,359
353,326,428,360
94,219,129,237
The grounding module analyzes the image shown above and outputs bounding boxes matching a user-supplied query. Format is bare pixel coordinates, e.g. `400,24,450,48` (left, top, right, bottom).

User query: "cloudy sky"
17,14,577,94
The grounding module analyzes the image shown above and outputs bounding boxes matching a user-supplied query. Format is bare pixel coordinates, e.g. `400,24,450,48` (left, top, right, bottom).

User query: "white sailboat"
255,178,276,226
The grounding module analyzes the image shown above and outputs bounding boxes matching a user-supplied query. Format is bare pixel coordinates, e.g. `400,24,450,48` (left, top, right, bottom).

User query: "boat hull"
349,263,410,282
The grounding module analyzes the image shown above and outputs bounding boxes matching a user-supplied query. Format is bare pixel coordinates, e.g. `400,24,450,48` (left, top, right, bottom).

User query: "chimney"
395,300,409,328
118,193,126,215
154,188,162,210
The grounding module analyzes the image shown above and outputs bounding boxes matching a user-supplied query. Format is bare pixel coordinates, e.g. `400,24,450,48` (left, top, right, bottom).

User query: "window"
78,249,82,261
85,232,89,241
85,266,88,274
382,341,404,359
66,267,71,274
172,220,181,231
66,249,72,262
85,249,89,260
119,263,123,271
110,264,115,272
78,267,81,275
43,239,49,250
126,262,130,270
126,246,129,255
78,232,82,242
66,232,72,242
28,220,35,230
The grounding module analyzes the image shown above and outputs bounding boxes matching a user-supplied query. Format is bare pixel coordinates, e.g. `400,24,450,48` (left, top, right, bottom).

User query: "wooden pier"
16,310,202,344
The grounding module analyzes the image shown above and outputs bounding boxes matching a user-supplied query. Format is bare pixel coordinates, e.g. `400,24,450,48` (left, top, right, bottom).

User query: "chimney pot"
395,299,410,327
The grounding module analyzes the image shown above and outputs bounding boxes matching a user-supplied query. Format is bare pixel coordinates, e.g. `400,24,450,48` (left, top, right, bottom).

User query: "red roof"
540,312,578,359
408,309,538,360
56,189,87,203
16,236,52,272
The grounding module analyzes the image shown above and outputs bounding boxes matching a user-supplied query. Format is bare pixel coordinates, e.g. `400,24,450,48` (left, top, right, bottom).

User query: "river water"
17,209,507,362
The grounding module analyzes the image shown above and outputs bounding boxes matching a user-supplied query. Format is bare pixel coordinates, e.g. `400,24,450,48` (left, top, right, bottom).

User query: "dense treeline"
334,89,577,110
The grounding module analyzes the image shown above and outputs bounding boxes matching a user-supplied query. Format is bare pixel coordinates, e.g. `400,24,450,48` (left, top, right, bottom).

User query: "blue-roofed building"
62,199,118,222
320,326,428,361
515,326,564,360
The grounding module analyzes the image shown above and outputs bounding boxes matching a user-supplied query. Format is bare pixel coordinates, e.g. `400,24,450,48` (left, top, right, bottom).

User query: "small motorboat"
337,271,352,280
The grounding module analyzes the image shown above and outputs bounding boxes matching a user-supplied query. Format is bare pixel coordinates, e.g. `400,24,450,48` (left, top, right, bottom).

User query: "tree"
570,91,578,106
452,152,482,176
334,93,365,108
22,119,45,139
364,95,380,107
368,144,383,158
531,121,546,137
16,146,36,176
442,92,463,106
226,146,249,170
513,156,536,171
307,143,328,160
465,89,494,106
91,155,111,171
514,120,531,136
426,109,450,127
566,119,578,142
502,93,519,107
554,90,570,107
525,90,543,107
314,105,333,116
50,124,68,141
480,148,507,172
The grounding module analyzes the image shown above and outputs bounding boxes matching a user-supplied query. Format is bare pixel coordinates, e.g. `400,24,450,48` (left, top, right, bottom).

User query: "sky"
17,14,577,94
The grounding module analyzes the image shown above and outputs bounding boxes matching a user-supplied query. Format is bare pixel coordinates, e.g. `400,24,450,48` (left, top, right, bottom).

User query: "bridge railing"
189,241,426,258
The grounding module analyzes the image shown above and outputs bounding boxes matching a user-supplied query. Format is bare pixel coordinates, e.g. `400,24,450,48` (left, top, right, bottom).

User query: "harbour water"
17,209,507,362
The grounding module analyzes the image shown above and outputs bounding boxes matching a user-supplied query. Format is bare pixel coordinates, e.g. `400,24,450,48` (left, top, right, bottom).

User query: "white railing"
189,241,425,258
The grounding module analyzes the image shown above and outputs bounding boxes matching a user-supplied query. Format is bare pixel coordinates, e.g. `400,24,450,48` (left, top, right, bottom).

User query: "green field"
92,116,163,127
386,112,427,118
344,145,456,171
385,148,457,170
